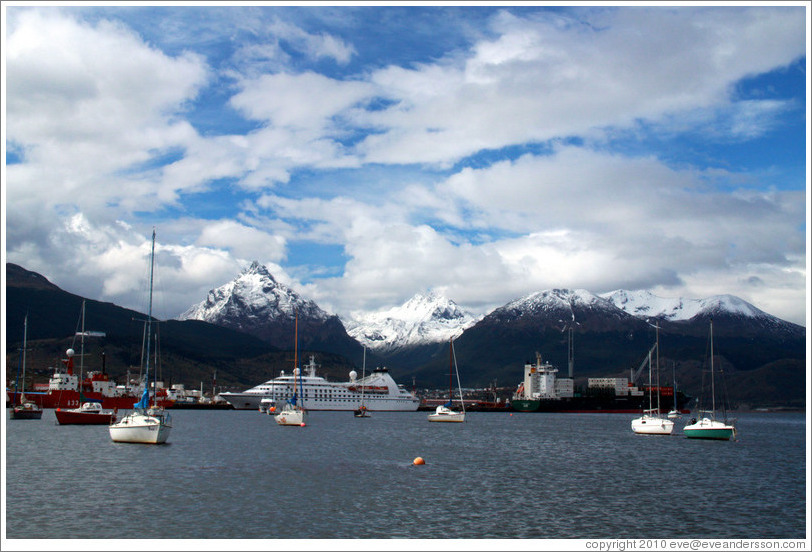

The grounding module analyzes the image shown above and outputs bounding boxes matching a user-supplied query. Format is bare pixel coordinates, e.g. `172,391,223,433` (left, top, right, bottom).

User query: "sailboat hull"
631,414,674,435
275,407,306,426
55,408,116,425
427,405,465,422
683,418,735,440
10,406,43,420
427,412,465,422
109,411,172,444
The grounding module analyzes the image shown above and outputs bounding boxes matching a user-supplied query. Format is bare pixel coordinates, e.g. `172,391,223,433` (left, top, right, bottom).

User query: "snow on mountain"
345,291,479,352
179,261,330,325
494,288,622,322
178,258,796,356
601,290,770,322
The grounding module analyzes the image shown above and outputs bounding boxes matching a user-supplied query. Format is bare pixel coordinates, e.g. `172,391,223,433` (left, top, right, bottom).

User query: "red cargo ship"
6,351,173,410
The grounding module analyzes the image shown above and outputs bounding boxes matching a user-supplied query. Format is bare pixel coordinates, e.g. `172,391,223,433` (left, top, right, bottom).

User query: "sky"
2,2,810,327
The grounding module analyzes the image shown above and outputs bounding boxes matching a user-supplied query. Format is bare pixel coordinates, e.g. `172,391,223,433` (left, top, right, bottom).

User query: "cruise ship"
219,356,420,411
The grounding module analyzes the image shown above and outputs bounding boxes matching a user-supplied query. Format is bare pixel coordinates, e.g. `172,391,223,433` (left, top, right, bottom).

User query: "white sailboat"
428,338,465,423
275,312,308,427
684,320,736,440
109,229,172,444
10,314,43,420
631,325,674,435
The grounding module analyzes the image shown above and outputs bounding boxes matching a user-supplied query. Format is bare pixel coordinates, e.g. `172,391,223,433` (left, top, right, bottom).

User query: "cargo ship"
511,353,692,413
6,350,173,410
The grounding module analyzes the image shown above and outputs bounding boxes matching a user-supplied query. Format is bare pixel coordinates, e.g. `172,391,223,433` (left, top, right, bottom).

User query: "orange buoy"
413,457,425,465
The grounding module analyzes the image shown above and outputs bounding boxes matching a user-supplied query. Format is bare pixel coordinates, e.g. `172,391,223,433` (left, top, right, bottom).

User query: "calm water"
4,410,807,540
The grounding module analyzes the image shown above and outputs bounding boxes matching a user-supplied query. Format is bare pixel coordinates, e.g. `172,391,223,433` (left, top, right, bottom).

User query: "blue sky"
3,3,809,326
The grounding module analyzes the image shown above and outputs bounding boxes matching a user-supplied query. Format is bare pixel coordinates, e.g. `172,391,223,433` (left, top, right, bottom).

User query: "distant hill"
4,263,348,391
407,289,806,408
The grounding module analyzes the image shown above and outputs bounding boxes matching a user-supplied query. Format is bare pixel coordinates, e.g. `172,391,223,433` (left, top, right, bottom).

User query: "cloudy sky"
3,3,809,326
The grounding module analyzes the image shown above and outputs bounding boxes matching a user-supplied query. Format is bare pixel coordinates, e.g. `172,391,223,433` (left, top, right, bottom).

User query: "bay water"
5,410,807,541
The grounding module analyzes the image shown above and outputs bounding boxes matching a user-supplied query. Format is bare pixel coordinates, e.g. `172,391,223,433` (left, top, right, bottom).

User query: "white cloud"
230,71,373,129
196,219,287,263
4,6,807,329
268,18,356,65
5,10,209,235
259,146,805,326
355,7,805,166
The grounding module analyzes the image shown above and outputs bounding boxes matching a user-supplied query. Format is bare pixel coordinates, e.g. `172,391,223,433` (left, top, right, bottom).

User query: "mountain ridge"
6,262,805,408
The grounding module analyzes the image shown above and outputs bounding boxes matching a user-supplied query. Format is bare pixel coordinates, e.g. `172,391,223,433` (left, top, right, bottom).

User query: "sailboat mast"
452,340,465,414
19,314,28,399
672,362,678,412
361,346,366,406
710,319,716,419
449,338,454,404
80,300,86,386
145,229,156,404
647,350,653,413
294,309,303,408
655,323,661,415
294,310,298,371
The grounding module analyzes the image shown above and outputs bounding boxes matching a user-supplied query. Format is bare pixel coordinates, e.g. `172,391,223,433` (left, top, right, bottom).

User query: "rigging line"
452,340,465,415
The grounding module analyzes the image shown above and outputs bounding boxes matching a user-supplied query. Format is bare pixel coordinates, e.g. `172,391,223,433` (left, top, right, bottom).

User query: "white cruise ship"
219,356,420,411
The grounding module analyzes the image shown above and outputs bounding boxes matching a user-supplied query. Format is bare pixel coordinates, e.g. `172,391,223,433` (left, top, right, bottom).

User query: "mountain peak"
346,291,478,352
179,262,329,324
501,288,612,318
243,260,274,278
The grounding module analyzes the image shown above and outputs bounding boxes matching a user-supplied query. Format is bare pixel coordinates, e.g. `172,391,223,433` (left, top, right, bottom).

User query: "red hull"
7,390,173,410
55,408,116,425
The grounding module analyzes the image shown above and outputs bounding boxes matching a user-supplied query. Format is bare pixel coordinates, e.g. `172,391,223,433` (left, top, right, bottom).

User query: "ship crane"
631,342,658,385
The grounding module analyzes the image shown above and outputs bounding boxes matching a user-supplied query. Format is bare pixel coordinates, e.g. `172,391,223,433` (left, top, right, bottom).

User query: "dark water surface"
5,410,807,539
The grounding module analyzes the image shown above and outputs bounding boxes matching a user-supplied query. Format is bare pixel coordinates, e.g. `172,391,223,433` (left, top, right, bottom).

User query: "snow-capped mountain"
177,261,363,356
486,288,639,331
180,261,330,326
345,291,479,353
601,290,771,322
496,288,618,319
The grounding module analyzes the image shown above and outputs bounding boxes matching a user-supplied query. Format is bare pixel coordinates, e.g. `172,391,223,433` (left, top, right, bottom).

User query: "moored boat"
631,410,675,435
683,416,735,440
260,397,277,414
109,229,172,445
55,401,116,425
54,301,118,425
11,400,43,420
683,321,736,441
428,339,465,423
275,312,307,427
9,315,43,420
631,327,674,435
